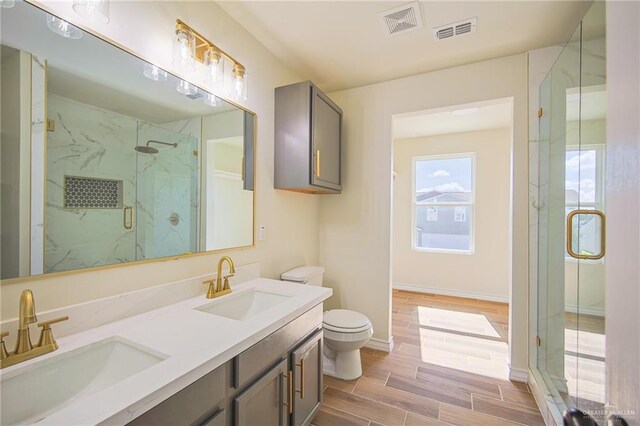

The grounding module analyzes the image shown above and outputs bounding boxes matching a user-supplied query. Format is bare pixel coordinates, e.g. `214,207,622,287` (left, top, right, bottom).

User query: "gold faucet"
0,289,68,369
203,256,235,298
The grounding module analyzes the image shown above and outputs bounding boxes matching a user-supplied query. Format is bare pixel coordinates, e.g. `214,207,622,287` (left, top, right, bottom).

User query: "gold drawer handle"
296,357,305,399
283,370,293,414
315,150,321,177
566,209,606,260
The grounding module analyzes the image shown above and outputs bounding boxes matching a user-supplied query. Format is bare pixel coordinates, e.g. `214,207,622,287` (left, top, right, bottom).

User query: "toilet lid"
323,309,371,333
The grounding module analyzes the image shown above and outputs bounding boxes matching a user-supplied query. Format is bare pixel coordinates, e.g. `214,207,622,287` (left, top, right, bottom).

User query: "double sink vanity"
0,262,332,426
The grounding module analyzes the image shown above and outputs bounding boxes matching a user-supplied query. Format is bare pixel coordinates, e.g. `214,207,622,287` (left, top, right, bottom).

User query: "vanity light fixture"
0,0,15,8
173,19,248,102
72,0,109,23
46,14,83,39
176,79,197,96
143,63,168,82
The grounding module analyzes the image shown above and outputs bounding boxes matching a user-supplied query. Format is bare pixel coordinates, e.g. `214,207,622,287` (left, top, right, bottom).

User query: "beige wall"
393,128,511,301
321,53,529,375
0,1,319,319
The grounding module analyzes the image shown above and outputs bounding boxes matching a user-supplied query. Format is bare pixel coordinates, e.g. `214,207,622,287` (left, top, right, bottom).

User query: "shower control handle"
123,206,134,230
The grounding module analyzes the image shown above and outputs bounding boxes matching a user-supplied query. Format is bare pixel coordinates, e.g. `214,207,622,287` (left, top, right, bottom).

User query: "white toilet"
280,266,373,380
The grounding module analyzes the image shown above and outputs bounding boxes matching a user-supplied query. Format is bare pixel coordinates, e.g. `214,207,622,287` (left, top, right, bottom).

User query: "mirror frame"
0,0,257,285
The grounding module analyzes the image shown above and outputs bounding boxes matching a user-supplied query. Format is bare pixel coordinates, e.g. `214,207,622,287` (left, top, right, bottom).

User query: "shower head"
134,140,177,154
135,145,159,154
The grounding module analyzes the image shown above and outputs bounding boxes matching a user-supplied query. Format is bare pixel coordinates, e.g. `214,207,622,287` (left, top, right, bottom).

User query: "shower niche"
0,1,256,279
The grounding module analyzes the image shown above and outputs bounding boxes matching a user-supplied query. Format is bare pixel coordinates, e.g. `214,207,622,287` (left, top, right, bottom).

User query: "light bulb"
72,0,109,23
231,64,247,101
204,48,224,89
172,28,195,73
0,0,16,8
176,80,197,96
46,14,83,39
143,63,168,82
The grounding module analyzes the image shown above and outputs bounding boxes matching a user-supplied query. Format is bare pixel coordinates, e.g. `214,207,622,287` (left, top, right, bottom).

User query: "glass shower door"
535,1,606,421
135,122,199,260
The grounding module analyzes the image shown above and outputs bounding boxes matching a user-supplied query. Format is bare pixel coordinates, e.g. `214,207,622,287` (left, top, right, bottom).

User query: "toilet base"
322,349,363,380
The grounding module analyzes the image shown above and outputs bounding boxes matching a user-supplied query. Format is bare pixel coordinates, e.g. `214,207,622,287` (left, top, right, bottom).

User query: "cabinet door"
233,358,289,426
311,87,341,191
290,329,323,426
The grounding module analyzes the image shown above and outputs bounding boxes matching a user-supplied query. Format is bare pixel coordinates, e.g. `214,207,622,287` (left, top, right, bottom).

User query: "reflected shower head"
135,145,158,154
134,140,178,154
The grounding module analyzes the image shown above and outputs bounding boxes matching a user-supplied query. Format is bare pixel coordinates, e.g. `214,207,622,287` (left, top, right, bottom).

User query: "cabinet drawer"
233,358,288,426
128,363,228,426
233,305,322,389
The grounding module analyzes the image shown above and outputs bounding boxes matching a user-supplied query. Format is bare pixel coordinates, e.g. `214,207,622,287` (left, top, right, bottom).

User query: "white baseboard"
365,336,394,353
564,304,604,317
393,282,509,303
508,366,529,383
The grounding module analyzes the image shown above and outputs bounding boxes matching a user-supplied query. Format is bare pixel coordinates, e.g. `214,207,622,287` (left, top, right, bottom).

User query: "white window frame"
565,144,605,263
412,153,476,254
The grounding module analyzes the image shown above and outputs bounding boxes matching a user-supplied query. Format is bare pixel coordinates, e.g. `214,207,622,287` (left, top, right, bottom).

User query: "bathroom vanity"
0,277,331,426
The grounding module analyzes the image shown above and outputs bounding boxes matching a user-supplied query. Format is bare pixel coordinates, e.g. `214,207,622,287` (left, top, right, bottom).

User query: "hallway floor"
311,290,544,426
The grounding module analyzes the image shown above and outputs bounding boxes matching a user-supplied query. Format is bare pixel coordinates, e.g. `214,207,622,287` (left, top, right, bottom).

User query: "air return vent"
380,2,423,36
433,17,477,40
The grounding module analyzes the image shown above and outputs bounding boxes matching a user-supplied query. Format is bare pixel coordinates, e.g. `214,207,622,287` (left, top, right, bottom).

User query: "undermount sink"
0,337,166,425
196,289,292,321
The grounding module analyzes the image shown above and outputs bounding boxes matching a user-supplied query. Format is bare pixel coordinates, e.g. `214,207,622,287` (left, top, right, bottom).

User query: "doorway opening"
390,97,515,380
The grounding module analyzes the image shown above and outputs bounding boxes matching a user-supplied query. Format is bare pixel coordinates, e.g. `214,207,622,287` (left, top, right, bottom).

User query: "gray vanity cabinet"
290,329,323,426
232,359,289,426
275,81,342,194
127,363,228,426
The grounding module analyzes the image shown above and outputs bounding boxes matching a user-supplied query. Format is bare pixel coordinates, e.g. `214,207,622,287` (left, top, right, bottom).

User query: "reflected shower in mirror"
0,1,255,280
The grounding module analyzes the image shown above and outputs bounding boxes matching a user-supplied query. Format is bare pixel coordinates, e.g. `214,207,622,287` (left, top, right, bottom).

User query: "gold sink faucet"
203,256,235,299
0,289,68,369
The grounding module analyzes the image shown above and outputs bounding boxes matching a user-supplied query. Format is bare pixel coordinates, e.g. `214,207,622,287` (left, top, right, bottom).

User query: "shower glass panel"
135,122,199,260
534,1,606,421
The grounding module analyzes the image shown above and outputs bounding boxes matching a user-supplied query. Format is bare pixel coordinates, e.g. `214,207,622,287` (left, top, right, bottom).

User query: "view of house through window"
565,146,604,258
413,154,475,252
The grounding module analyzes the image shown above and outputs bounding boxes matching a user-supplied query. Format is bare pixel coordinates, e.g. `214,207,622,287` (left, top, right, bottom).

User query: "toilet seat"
323,309,371,333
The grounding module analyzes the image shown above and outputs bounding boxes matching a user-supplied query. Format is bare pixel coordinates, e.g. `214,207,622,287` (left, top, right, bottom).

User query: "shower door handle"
566,209,605,260
123,206,134,230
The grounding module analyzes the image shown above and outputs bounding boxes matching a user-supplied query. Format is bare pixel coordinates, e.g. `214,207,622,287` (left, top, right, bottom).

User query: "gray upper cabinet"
275,81,342,194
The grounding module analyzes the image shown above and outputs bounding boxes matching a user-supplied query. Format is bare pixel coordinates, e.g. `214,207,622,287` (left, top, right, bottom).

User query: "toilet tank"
280,266,325,286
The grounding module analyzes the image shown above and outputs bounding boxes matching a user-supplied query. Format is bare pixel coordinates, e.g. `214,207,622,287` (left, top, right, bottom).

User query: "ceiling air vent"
380,2,423,36
433,17,477,40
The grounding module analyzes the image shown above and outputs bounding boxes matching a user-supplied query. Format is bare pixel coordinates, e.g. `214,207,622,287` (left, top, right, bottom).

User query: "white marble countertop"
0,278,331,425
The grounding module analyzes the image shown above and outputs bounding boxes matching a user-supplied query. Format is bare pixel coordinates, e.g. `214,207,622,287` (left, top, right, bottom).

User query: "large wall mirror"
0,1,256,280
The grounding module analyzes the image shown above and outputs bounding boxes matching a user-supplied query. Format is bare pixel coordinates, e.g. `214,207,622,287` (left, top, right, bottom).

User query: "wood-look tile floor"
311,290,544,426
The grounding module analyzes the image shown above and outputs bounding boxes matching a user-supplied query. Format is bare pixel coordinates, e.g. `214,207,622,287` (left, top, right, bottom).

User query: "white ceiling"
218,1,592,92
393,99,512,139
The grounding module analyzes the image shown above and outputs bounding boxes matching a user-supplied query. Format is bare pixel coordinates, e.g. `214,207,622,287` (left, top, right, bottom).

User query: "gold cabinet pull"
283,370,293,414
315,150,321,177
295,357,305,399
566,209,606,260
123,206,133,229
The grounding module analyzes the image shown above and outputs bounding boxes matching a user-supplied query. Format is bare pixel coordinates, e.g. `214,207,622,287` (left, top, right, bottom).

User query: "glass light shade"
46,14,83,39
203,93,220,107
204,49,224,88
232,73,248,102
72,0,109,23
176,80,197,96
172,28,196,73
0,0,16,8
143,63,168,82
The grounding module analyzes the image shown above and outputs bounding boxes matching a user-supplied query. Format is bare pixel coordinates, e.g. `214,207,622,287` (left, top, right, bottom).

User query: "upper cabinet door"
311,88,341,191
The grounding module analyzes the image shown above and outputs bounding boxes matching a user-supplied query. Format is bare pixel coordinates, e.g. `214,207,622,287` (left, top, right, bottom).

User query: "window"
413,154,475,253
565,146,604,259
